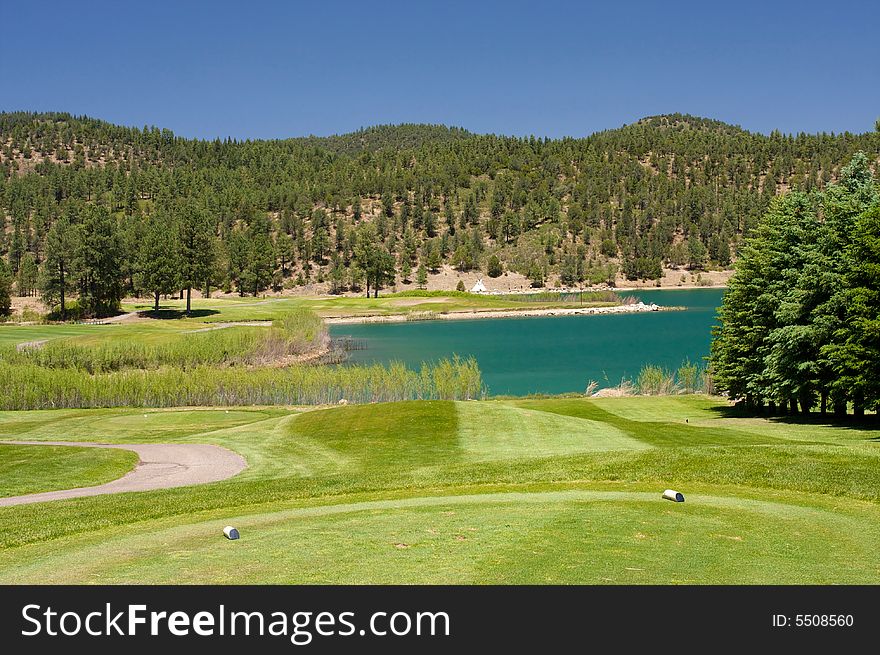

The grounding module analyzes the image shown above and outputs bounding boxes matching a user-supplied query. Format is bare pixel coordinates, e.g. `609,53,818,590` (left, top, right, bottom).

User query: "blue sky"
2,0,877,140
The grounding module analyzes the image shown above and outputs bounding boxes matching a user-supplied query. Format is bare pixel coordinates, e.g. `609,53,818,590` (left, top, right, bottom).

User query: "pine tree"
0,258,12,316
176,201,216,315
354,223,395,298
399,254,412,283
74,204,124,317
39,216,76,318
16,253,38,297
711,153,879,417
416,262,428,289
139,210,181,312
487,254,503,278
243,215,275,296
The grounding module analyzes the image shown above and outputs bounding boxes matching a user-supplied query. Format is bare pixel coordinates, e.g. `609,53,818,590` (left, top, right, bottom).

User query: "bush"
456,280,466,292
487,255,503,278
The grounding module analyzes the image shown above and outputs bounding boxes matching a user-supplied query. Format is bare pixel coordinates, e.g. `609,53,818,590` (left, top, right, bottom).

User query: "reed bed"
2,308,327,372
0,357,485,409
634,360,709,396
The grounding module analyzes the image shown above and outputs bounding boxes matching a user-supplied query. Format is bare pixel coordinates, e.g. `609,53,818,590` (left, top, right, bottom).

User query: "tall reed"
2,309,328,373
0,357,485,409
633,360,708,396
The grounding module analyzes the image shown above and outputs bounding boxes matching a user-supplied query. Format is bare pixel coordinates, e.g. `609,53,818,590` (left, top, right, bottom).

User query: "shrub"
487,255,503,278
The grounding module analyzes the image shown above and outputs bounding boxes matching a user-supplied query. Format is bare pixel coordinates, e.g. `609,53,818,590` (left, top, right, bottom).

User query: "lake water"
330,288,725,396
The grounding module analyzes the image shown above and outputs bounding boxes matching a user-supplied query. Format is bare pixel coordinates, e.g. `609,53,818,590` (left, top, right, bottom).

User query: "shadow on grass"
137,309,220,320
708,404,880,431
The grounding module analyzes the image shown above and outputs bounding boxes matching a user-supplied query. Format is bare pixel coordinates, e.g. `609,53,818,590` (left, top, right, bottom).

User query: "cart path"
0,441,247,506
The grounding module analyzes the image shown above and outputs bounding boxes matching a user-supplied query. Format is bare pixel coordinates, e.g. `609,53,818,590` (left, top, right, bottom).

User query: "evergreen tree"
817,153,880,416
712,153,879,418
831,205,880,412
74,205,124,317
139,210,181,312
487,254,503,278
399,254,412,283
242,215,275,296
176,201,216,315
0,258,12,316
416,262,428,289
687,233,706,270
354,223,395,298
16,253,38,297
39,216,76,318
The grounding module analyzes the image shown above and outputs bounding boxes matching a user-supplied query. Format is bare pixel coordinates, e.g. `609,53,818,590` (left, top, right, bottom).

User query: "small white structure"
662,489,685,503
470,278,488,293
223,526,240,540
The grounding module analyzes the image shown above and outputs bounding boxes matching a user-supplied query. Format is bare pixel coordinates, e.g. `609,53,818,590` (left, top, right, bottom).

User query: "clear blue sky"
2,0,878,140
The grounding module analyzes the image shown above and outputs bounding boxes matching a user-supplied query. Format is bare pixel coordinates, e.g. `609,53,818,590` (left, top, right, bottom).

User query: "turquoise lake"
330,288,725,396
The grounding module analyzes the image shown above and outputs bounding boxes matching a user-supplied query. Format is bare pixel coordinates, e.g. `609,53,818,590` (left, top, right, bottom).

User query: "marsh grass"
634,360,707,396
0,306,484,408
1,309,328,372
0,356,484,409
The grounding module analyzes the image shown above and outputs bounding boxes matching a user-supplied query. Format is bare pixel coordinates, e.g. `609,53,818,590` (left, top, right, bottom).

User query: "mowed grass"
122,293,616,323
0,444,137,497
0,396,878,584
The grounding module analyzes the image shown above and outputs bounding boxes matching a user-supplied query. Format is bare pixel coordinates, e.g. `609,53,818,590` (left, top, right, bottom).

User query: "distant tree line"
711,152,880,417
1,112,879,317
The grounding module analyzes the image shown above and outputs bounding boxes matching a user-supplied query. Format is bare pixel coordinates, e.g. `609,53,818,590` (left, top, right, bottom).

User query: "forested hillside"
1,111,878,316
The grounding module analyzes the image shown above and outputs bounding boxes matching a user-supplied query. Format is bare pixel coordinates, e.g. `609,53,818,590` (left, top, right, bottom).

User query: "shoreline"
324,301,680,325
614,284,727,292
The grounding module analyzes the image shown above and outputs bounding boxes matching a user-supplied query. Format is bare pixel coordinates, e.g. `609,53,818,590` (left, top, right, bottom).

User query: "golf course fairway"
1,396,878,584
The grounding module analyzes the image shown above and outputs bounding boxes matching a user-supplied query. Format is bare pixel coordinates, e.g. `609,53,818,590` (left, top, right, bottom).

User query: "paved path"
0,441,247,506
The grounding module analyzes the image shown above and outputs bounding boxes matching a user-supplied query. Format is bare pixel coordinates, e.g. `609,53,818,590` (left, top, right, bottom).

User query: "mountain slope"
0,111,878,299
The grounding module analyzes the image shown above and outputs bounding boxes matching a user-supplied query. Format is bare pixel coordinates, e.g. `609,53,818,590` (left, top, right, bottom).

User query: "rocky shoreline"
324,301,677,325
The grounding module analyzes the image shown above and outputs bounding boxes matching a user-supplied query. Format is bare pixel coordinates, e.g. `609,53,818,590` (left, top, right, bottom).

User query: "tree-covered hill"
1,111,878,315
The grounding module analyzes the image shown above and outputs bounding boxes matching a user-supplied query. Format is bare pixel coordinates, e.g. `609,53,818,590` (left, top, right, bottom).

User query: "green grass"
2,291,629,348
121,293,620,323
1,308,326,372
0,444,137,497
0,324,111,347
0,396,878,583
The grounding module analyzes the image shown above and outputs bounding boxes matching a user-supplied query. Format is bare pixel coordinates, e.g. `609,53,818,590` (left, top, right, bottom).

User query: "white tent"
470,278,487,293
